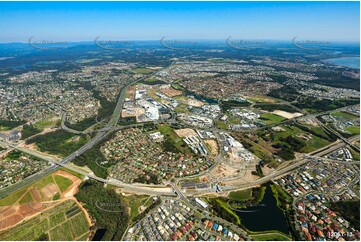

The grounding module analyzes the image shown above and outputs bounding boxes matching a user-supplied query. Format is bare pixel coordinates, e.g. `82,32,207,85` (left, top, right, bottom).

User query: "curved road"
0,66,169,199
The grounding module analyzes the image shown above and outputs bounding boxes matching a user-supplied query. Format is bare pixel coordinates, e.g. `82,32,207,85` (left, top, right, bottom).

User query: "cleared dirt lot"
212,163,240,178
160,87,182,97
175,96,205,107
41,184,59,200
204,139,219,156
125,86,135,100
272,110,303,119
174,128,198,138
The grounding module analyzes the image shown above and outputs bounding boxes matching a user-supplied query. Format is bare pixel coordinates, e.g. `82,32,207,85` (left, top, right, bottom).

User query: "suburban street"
0,65,171,198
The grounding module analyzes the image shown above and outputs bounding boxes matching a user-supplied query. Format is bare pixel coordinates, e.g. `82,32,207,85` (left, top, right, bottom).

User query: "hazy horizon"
1,38,360,45
0,1,359,43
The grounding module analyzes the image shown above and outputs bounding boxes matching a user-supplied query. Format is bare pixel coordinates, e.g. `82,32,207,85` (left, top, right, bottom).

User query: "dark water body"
234,184,290,234
92,229,107,241
188,93,218,104
322,57,360,69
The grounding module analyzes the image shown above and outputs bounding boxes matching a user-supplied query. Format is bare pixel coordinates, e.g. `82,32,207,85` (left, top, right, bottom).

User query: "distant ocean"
322,57,360,69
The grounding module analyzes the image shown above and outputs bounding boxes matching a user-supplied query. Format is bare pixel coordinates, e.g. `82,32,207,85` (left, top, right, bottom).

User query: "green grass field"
49,221,73,241
19,191,33,205
247,95,279,103
0,181,48,206
0,187,29,206
53,193,61,200
0,200,89,241
271,125,330,152
54,175,73,193
300,135,330,153
60,168,84,179
309,126,334,140
349,148,360,161
215,120,229,129
33,117,60,129
121,195,151,221
174,104,191,113
260,113,285,125
228,189,253,201
228,115,241,125
332,111,359,120
254,123,332,162
251,232,291,241
49,212,66,228
67,213,90,239
157,124,191,154
50,212,88,240
270,184,293,205
215,198,241,224
345,126,360,135
34,175,56,190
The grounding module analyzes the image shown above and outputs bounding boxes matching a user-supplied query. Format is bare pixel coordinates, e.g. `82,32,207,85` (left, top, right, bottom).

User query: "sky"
0,1,359,43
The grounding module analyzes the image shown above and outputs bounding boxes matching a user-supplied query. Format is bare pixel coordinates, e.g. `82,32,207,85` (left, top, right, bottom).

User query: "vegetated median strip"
250,231,292,241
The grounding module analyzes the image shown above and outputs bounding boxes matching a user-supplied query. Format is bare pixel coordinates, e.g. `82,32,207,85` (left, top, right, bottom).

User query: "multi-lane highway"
1,108,359,199
1,106,359,200
0,129,108,198
0,66,170,199
189,136,359,195
0,60,359,200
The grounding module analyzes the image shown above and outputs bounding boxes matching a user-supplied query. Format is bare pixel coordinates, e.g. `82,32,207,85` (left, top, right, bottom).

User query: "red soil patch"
0,214,23,230
160,87,182,97
0,207,16,219
0,171,83,232
29,187,41,202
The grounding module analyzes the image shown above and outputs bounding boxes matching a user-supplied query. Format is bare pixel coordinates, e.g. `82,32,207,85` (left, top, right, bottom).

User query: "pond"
184,90,218,104
192,94,218,104
92,228,107,241
234,183,290,234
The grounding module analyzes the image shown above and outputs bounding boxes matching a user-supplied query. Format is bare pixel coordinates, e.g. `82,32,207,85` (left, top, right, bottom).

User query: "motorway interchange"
0,71,359,200
0,64,360,242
